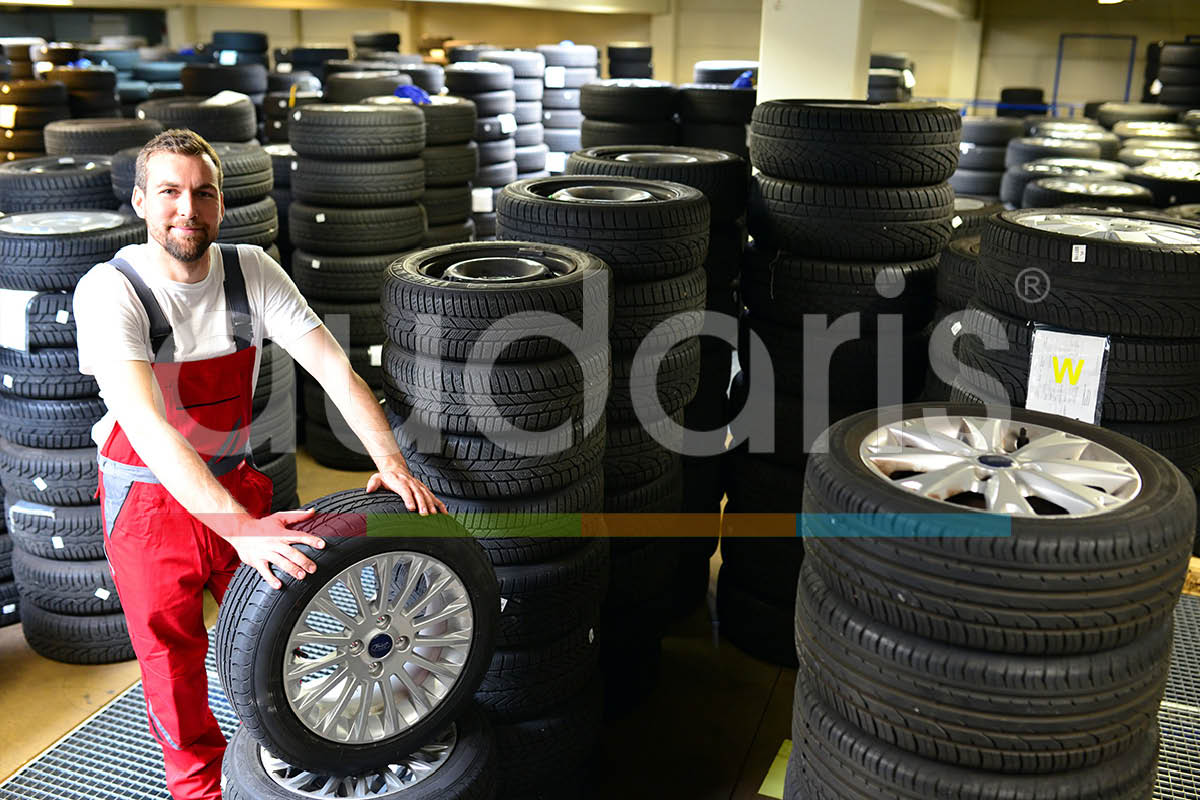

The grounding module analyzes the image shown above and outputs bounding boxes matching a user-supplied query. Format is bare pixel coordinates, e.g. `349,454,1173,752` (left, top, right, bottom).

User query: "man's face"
132,151,224,265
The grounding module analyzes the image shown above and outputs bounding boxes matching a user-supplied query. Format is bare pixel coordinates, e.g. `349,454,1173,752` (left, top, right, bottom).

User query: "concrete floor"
0,449,792,799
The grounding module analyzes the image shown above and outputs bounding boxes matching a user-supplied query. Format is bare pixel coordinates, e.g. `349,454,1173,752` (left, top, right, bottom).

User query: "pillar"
757,0,876,103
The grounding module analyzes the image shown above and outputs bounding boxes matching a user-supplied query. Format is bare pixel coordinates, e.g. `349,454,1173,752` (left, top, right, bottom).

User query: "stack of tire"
565,144,750,619
45,65,120,119
1127,157,1200,208
538,43,598,173
208,30,269,68
135,92,258,146
272,46,348,84
0,154,119,215
250,340,299,515
997,86,1047,117
950,116,1023,200
1,39,39,80
287,102,426,469
0,209,144,664
784,403,1190,800
1009,121,1150,209
0,79,69,162
1003,132,1103,194
479,50,550,182
1145,41,1200,108
732,99,958,666
215,489,504,799
32,43,80,77
693,60,758,85
677,82,756,161
497,174,709,712
445,61,517,242
130,59,186,113
322,68,410,105
950,209,1200,549
381,242,609,798
377,59,445,95
262,144,296,269
580,79,678,148
0,484,12,629
261,69,321,145
211,141,281,272
607,41,652,79
1113,118,1198,167
999,156,1130,209
868,53,913,103
181,63,268,141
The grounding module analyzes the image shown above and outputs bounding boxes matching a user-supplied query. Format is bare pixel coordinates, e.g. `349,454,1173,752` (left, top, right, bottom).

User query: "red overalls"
96,245,273,800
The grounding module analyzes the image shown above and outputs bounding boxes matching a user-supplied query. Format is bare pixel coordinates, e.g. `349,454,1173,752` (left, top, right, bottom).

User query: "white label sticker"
293,110,302,121
544,66,567,88
499,597,508,613
276,98,289,109
588,627,595,644
218,49,238,66
277,62,293,74
290,160,298,170
959,142,975,154
202,90,250,107
0,287,38,351
2,375,12,389
310,259,320,269
1150,78,1163,96
368,344,383,367
1071,244,1086,263
32,476,48,492
498,113,517,134
57,157,74,165
35,61,52,74
471,187,494,213
950,320,963,336
903,68,917,89
1,604,14,615
9,500,55,523
56,309,69,324
315,213,326,223
0,105,15,129
951,215,963,229
51,535,64,550
1026,328,1109,424
546,151,568,173
272,120,283,130
94,587,111,600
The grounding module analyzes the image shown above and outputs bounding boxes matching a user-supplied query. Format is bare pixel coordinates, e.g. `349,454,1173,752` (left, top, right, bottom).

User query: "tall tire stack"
479,50,549,182
0,209,144,664
287,102,426,470
677,82,756,161
999,156,1128,208
607,42,652,79
785,403,1191,800
564,145,750,617
868,53,914,103
0,79,69,162
132,59,186,110
0,155,118,214
579,79,678,149
215,489,503,799
1027,118,1122,159
180,63,269,140
949,209,1200,550
1145,42,1200,108
537,43,598,173
381,242,610,800
272,46,348,84
1003,135,1102,186
209,30,269,68
496,174,709,713
207,143,278,261
734,99,958,666
262,87,320,144
1113,119,1197,166
1094,101,1179,130
45,65,120,120
445,61,518,242
1127,158,1200,207
135,93,258,144
262,144,295,270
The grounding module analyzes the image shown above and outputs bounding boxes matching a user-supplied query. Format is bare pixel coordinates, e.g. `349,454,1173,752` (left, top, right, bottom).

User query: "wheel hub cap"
614,151,699,164
0,210,125,234
549,185,654,202
442,256,552,283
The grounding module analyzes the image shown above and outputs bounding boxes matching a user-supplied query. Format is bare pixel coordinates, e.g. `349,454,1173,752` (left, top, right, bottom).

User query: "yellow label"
757,739,792,799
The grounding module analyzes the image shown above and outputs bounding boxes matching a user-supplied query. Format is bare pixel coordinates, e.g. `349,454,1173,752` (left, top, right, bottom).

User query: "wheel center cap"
367,633,394,659
978,454,1015,468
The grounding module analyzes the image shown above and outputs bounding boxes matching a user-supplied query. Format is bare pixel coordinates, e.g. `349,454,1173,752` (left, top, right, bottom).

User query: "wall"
655,0,761,85
977,0,1200,107
407,2,649,52
869,0,965,100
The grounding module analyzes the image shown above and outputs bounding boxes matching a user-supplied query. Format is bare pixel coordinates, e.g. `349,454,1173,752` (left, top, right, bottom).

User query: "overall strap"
110,257,175,362
217,244,254,352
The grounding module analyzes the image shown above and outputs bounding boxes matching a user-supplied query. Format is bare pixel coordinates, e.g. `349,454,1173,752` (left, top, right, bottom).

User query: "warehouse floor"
0,450,794,799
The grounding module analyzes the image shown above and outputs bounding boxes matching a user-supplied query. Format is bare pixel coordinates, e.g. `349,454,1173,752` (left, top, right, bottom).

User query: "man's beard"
152,220,215,263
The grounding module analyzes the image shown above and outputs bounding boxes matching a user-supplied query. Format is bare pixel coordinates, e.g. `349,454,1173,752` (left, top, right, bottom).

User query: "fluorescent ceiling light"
1097,0,1124,4
0,0,74,5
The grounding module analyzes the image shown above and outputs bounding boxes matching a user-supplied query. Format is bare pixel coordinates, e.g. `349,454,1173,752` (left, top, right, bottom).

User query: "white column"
164,6,198,50
649,0,679,85
757,0,876,103
946,18,982,102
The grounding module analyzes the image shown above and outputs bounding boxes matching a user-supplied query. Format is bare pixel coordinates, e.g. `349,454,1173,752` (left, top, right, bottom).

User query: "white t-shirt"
74,242,322,447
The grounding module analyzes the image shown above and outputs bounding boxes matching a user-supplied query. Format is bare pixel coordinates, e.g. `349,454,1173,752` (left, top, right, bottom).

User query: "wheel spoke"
1026,458,1139,493
371,555,394,616
389,555,428,615
413,630,473,648
889,423,980,456
1019,470,1122,514
343,569,370,620
294,664,350,715
1013,430,1091,462
405,653,462,681
393,664,433,714
292,629,352,646
350,679,377,741
311,595,361,630
402,572,455,620
864,447,973,474
412,599,469,631
984,471,1037,515
961,417,1008,452
894,463,979,500
317,673,359,735
286,650,348,681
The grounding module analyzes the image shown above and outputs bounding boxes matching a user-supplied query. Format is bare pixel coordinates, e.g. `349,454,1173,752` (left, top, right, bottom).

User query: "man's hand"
366,470,449,516
222,509,326,590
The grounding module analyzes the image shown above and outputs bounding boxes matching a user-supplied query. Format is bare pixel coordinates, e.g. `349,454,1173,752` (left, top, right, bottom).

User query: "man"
72,129,445,800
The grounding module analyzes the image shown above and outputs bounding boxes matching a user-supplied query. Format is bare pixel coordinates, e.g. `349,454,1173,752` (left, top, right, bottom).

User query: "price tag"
57,157,74,165
55,309,69,324
1025,327,1110,424
310,259,320,269
51,536,64,550
2,375,12,389
546,151,567,173
950,320,962,336
32,476,48,492
472,187,494,213
902,68,916,89
498,113,517,134
1,604,14,615
951,215,963,229
277,62,293,74
544,66,567,88
218,49,238,65
314,213,326,223
1150,78,1163,96
1071,244,1086,263
368,344,383,367
290,160,298,171
0,106,15,129
94,587,111,600
0,287,37,350
499,597,509,612
959,142,975,154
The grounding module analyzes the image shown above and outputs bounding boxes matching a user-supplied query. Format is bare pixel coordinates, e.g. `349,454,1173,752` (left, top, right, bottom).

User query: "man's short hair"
134,129,223,191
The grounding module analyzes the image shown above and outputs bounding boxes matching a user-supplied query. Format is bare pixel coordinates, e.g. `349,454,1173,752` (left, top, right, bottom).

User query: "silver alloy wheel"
284,552,475,744
1038,178,1143,196
259,725,456,797
443,256,552,282
1137,160,1200,179
0,210,126,234
614,151,699,164
1014,212,1200,244
549,184,654,202
859,415,1141,517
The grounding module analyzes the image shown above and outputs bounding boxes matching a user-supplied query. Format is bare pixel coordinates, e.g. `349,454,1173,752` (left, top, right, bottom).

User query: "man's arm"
285,324,447,515
93,359,326,589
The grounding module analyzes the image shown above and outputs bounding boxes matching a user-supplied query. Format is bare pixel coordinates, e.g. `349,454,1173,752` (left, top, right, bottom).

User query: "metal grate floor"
4,598,1200,799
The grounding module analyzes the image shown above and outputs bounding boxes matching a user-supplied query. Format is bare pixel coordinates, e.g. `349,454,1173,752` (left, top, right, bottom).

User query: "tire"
221,706,498,800
542,89,581,110
42,118,161,156
1096,102,1178,129
18,603,133,664
610,264,706,350
422,218,475,246
796,563,1168,774
1005,137,1103,168
749,176,954,260
492,680,601,799
302,418,374,470
381,241,610,362
961,115,1025,146
216,197,277,248
248,387,296,463
423,141,479,187
215,488,500,775
580,118,677,147
1127,161,1200,206
307,298,384,347
677,83,756,124
999,159,1128,206
716,566,798,666
603,412,685,490
476,624,599,722
957,143,1007,171
13,290,76,347
289,202,423,255
0,154,119,213
608,336,702,422
609,63,653,82
0,79,68,105
479,50,547,79
0,104,70,130
543,128,582,153
514,143,548,173
1157,85,1200,105
579,80,676,122
0,209,145,291
209,142,273,205
497,175,709,281
466,90,516,119
0,580,16,628
949,168,1004,196
1021,177,1154,208
975,208,1200,337
951,196,1004,238
136,95,257,143
180,63,268,95
936,234,979,308
750,100,961,187
0,395,103,450
537,44,598,68
321,70,410,104
291,156,423,207
515,123,544,147
512,78,544,102
11,548,118,614
291,250,401,302
803,402,1194,655
493,536,608,648
542,109,584,129
0,346,97,399
602,465,684,512
445,62,514,95
289,104,425,160
477,137,516,165
474,159,517,188
0,439,97,506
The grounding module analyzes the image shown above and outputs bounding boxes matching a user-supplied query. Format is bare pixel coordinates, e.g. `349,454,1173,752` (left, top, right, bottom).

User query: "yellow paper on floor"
757,739,792,799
